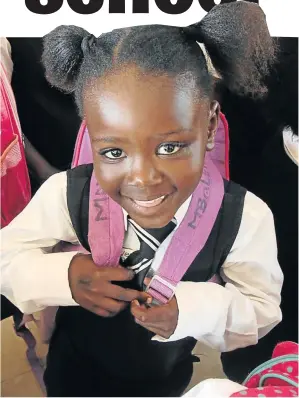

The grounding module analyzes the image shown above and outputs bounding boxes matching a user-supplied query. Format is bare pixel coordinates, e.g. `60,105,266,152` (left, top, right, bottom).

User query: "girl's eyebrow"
156,128,194,137
91,136,128,144
91,128,194,144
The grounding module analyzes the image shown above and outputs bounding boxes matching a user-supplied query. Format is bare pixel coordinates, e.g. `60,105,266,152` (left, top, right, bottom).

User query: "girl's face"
84,65,219,229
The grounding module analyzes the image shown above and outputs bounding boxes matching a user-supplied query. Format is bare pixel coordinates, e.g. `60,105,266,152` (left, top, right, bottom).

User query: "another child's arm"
133,192,283,351
23,136,60,184
1,38,59,185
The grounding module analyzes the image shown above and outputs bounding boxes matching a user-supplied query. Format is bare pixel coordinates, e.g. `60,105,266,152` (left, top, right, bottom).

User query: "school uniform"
1,167,283,396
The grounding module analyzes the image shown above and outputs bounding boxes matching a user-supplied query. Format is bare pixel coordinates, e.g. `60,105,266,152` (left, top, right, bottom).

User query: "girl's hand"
69,254,150,317
130,279,179,339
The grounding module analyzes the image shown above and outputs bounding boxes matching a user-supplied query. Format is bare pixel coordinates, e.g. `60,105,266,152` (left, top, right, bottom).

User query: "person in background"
8,38,81,192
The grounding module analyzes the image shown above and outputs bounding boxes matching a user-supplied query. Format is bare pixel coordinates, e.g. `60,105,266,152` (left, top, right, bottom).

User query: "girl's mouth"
132,195,166,208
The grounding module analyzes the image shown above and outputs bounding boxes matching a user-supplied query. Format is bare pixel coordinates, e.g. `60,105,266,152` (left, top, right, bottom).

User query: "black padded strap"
216,180,247,273
66,164,93,252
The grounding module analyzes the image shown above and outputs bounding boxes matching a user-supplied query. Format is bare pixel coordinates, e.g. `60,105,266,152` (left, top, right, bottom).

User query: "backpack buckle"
145,275,176,306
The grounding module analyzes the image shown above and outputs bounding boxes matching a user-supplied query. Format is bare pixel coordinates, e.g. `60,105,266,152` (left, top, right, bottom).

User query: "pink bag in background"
230,342,298,397
0,61,31,228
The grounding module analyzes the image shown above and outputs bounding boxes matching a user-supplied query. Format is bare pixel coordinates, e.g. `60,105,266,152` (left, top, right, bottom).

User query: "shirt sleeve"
152,191,283,351
1,172,81,314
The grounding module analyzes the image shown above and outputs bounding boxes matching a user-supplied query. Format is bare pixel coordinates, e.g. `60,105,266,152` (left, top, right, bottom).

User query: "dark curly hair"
42,1,276,117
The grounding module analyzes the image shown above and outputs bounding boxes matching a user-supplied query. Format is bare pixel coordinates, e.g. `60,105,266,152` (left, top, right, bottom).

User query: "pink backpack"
0,62,31,228
231,341,298,397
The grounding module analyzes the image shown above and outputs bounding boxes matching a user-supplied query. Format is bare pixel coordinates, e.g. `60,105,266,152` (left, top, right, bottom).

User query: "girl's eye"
157,143,185,155
102,149,125,159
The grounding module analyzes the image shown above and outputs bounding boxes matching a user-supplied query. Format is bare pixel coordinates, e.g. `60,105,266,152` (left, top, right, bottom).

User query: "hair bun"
184,1,276,97
42,25,92,93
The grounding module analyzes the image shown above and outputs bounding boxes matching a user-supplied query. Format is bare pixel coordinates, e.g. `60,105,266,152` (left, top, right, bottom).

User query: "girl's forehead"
84,65,208,133
86,65,182,96
85,64,203,97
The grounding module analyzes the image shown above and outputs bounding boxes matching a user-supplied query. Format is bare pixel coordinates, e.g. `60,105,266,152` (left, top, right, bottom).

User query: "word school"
26,0,259,15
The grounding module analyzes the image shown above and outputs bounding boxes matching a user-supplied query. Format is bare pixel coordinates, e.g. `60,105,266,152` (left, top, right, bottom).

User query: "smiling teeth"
133,196,165,208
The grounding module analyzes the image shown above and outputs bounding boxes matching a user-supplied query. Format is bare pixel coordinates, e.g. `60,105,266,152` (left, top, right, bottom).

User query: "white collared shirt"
1,172,283,352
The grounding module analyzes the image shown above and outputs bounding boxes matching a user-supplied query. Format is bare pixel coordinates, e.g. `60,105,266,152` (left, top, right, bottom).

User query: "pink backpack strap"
88,176,124,266
72,122,93,167
88,154,224,304
146,154,224,304
210,112,230,180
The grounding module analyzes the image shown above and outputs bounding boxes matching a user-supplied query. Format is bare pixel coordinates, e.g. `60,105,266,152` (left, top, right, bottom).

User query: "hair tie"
196,42,221,79
81,34,96,55
180,26,221,79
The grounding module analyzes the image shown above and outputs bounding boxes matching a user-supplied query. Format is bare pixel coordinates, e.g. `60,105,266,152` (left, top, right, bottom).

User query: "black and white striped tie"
121,217,177,289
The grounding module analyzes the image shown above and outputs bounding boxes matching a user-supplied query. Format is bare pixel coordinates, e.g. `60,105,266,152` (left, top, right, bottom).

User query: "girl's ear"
206,100,220,151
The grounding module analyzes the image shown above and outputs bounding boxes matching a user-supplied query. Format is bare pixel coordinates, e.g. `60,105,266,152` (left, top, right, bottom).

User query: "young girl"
1,2,283,397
